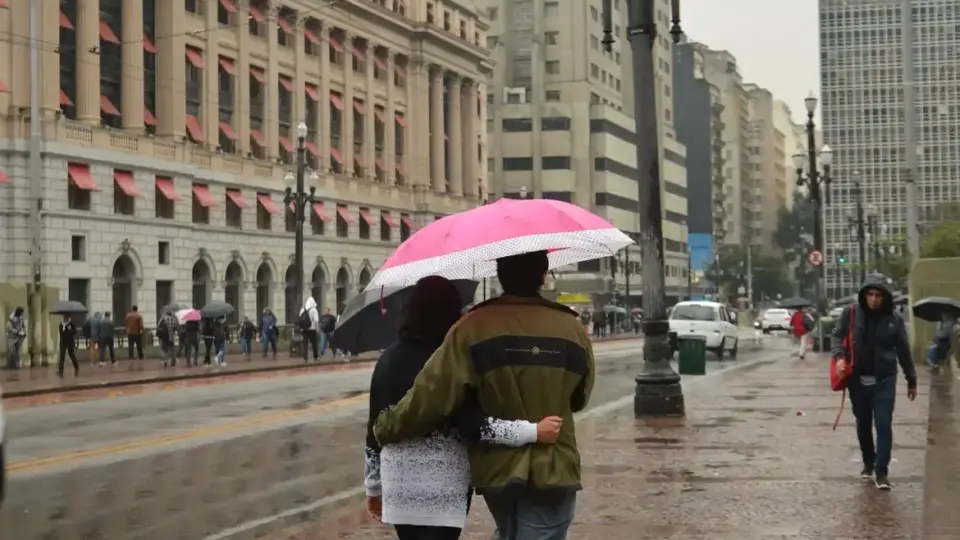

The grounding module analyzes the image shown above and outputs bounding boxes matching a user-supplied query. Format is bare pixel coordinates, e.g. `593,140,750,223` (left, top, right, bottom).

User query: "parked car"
760,308,792,334
668,301,739,359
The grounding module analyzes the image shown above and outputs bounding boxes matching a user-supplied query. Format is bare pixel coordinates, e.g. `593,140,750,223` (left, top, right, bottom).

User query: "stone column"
478,82,488,197
265,3,281,159
203,2,220,144
342,33,354,173
430,66,446,193
40,0,62,114
447,75,463,196
319,26,332,170
156,0,185,137
76,0,100,124
385,52,396,184
294,15,307,143
364,46,376,180
236,1,251,154
463,80,479,199
121,0,144,129
404,59,420,187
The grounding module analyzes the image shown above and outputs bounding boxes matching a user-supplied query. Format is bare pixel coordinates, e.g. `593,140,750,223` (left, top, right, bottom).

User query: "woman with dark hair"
364,276,561,540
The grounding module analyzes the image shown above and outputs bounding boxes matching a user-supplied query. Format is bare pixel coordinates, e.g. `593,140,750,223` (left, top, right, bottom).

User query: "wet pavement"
920,365,960,539
288,347,932,540
0,338,681,539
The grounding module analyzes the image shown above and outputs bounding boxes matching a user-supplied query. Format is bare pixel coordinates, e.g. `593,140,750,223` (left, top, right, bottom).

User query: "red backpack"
830,303,856,430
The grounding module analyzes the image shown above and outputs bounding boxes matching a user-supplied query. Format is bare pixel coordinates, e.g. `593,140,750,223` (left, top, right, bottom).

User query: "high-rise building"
819,0,960,295
774,100,805,212
744,84,788,252
480,0,691,303
0,1,490,323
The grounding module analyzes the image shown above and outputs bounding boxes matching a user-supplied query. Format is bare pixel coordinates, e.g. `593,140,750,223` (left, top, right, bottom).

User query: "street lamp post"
791,93,832,313
283,122,317,338
848,175,867,284
602,0,685,417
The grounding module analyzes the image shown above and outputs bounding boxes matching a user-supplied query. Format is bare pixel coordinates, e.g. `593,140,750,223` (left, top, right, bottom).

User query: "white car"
760,308,792,334
669,301,739,358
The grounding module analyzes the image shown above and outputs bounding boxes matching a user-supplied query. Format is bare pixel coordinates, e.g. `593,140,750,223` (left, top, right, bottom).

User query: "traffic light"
838,250,847,265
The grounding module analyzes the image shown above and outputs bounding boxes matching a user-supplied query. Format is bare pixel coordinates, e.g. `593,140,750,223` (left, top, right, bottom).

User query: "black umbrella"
911,297,960,323
200,301,234,319
331,280,479,354
779,297,813,310
50,300,88,315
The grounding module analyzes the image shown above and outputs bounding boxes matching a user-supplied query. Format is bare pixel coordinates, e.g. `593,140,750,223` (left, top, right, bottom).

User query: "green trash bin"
678,335,707,375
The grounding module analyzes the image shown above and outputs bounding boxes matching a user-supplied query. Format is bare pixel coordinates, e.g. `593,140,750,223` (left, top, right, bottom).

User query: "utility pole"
902,0,920,260
603,0,684,417
28,0,44,366
746,244,753,312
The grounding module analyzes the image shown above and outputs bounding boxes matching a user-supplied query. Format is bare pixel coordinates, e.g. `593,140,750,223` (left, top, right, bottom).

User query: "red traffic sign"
807,249,824,266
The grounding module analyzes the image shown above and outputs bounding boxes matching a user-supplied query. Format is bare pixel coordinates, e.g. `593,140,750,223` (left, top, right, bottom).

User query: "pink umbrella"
176,308,202,323
366,198,633,290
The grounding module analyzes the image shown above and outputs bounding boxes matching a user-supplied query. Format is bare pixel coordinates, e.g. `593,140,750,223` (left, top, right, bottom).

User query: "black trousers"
393,525,462,540
58,345,79,374
302,329,319,360
127,334,143,359
98,339,115,363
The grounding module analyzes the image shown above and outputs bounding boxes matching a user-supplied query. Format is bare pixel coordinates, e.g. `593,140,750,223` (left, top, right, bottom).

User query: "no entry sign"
808,249,824,266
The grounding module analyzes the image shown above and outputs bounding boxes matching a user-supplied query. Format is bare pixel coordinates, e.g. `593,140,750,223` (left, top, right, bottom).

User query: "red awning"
375,158,385,171
279,76,293,92
277,17,294,34
67,163,99,191
353,99,364,114
144,107,156,125
226,189,248,208
113,170,141,197
155,177,182,201
143,36,156,54
257,194,281,214
375,107,385,122
330,93,344,110
99,21,120,44
185,47,205,69
219,57,236,74
250,129,266,147
192,184,217,207
248,5,266,22
381,212,398,227
100,95,120,116
60,89,73,107
0,169,8,184
336,206,356,223
219,121,237,140
330,147,343,163
279,137,294,152
312,202,332,221
305,140,320,156
395,160,405,175
401,216,418,231
374,57,387,70
395,113,407,128
359,210,376,226
351,46,364,61
219,0,238,13
305,84,319,101
304,28,320,45
250,66,265,82
60,10,73,30
185,114,204,142
329,37,344,52
394,64,406,77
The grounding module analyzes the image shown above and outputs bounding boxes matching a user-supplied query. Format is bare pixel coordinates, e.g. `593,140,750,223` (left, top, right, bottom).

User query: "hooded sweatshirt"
831,273,917,387
300,297,320,332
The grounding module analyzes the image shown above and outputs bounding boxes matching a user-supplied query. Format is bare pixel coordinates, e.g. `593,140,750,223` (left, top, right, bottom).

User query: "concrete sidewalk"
314,352,930,540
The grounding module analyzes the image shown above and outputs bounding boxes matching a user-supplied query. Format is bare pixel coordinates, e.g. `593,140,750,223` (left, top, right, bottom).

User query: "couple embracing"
364,250,595,540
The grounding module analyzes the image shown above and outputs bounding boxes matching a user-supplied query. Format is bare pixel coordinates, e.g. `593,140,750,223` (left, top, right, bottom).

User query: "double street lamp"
283,122,317,332
846,172,879,284
602,0,685,417
791,92,833,313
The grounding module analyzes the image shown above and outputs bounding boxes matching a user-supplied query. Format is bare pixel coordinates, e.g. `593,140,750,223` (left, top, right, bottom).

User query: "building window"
544,2,559,16
400,213,412,242
545,61,560,74
256,193,273,230
67,163,93,211
591,64,599,78
311,206,325,235
248,0,267,37
218,56,236,154
502,118,533,132
380,213,392,242
185,0,203,14
99,7,122,129
285,205,297,233
155,178,176,219
158,241,170,264
192,184,211,224
545,90,561,101
68,279,90,326
226,190,244,228
359,207,372,240
541,117,571,131
71,235,86,262
544,32,559,45
503,157,533,171
59,2,77,119
336,204,349,238
542,156,571,170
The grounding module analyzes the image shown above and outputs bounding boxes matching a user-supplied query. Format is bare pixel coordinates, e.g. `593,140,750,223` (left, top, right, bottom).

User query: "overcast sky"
679,0,820,124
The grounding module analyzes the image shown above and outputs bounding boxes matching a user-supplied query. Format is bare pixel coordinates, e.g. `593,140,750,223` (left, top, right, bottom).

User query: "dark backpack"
298,310,313,331
81,320,91,339
157,318,170,341
802,313,815,332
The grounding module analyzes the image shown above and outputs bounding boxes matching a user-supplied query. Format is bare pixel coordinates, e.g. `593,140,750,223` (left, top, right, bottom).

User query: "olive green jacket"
373,295,595,494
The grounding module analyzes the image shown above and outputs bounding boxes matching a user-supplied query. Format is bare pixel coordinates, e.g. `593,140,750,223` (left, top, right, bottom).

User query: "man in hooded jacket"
831,273,917,490
300,298,320,362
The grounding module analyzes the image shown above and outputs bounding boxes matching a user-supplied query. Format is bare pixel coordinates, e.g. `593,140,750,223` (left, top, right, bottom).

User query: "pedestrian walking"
183,319,200,367
259,308,278,359
201,317,214,366
124,305,145,360
592,309,606,338
319,307,336,358
57,314,79,377
790,307,815,359
299,298,320,362
375,250,594,539
364,275,561,540
97,312,116,366
831,273,917,490
239,316,256,358
157,309,179,367
5,307,25,369
213,317,227,365
83,312,102,366
925,312,957,368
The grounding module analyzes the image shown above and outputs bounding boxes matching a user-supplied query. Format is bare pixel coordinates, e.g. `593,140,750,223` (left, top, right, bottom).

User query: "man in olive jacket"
375,250,595,540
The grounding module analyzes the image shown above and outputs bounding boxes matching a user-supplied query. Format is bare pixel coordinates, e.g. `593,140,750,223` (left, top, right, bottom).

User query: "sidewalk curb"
1,357,377,399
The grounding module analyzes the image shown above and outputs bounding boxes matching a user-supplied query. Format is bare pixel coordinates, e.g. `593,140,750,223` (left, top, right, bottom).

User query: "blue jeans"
484,491,576,540
849,376,896,474
319,332,331,356
240,336,251,356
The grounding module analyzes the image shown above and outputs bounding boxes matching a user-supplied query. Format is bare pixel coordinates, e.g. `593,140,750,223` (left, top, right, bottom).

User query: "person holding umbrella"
790,307,814,359
57,313,79,377
911,297,960,368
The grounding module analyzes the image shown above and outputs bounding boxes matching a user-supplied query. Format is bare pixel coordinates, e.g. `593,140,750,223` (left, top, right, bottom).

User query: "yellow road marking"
9,393,369,474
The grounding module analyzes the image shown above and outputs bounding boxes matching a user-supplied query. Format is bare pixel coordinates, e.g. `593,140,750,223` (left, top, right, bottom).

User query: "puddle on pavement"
730,395,758,401
634,436,682,445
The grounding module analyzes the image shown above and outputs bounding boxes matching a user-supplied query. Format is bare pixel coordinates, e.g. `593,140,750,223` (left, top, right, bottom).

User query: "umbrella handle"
380,286,387,316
